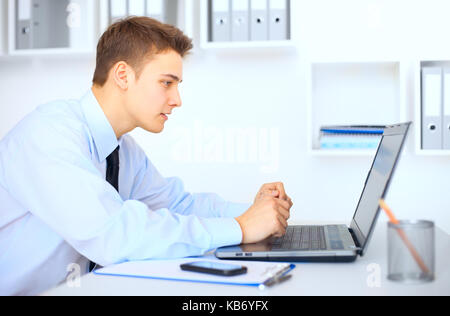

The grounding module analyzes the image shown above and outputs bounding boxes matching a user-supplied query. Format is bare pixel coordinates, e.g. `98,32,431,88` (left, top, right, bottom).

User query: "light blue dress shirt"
0,90,248,296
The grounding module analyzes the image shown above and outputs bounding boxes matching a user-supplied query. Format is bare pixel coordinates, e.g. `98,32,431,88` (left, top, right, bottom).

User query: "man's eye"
163,81,172,87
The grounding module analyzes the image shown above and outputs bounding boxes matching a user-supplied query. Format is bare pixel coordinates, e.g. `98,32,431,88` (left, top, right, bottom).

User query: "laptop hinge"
348,228,363,255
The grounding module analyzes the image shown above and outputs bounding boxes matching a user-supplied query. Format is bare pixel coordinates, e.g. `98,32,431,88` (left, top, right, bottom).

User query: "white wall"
1,0,449,233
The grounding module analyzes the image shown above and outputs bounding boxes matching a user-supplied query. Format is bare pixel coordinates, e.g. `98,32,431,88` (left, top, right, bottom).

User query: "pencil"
379,199,400,225
379,199,430,274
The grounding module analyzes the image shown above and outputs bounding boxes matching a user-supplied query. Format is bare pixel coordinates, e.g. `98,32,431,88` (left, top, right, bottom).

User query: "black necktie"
89,146,120,272
106,146,120,192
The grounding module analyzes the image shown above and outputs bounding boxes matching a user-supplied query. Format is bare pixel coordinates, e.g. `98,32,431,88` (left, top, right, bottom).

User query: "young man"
0,17,292,295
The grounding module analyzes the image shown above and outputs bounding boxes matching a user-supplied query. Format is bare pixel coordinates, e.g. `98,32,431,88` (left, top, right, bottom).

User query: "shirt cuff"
201,217,243,249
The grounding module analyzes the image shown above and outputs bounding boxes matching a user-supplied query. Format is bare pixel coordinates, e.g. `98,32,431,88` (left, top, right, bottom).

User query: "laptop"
216,122,412,263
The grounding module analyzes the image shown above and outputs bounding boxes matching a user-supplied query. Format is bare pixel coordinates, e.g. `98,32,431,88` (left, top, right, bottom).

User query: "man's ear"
112,61,134,91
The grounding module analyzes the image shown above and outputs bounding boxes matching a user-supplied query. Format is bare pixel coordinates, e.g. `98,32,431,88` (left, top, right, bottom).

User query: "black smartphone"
180,261,247,277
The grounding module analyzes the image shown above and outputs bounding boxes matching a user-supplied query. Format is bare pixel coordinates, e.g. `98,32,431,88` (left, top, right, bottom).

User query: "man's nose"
169,89,182,108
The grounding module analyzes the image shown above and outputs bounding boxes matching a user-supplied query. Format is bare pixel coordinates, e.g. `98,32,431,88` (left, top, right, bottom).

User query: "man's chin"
141,123,165,134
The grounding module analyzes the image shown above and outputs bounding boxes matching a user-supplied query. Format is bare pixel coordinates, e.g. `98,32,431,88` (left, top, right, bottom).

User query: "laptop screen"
352,133,406,244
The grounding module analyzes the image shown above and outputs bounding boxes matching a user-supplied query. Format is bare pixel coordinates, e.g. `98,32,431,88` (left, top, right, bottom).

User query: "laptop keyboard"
271,225,329,251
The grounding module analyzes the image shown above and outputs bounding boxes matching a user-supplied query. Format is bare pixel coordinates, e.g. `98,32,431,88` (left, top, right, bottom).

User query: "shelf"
200,39,293,50
415,149,450,156
7,0,97,56
307,61,407,156
200,0,293,50
3,0,194,57
4,47,94,57
308,149,377,157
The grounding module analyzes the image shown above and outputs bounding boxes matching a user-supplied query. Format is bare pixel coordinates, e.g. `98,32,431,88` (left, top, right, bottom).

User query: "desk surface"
43,221,450,296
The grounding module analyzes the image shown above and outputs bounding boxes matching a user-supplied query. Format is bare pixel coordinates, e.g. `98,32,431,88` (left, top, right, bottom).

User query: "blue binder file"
319,125,384,150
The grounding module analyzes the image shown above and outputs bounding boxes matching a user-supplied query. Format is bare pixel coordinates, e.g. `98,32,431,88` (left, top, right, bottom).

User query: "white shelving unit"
306,60,408,157
414,59,450,156
7,0,96,56
99,0,194,39
4,0,194,57
200,0,294,50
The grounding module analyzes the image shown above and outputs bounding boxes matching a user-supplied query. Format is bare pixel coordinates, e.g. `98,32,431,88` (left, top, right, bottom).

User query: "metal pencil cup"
387,220,435,284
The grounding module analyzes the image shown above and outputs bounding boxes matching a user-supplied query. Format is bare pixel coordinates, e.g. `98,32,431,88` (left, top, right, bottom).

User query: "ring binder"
211,0,231,42
269,0,288,41
443,67,450,150
16,0,32,50
231,0,249,42
250,0,268,41
146,0,164,22
421,67,443,150
129,0,145,16
16,0,69,50
109,0,127,23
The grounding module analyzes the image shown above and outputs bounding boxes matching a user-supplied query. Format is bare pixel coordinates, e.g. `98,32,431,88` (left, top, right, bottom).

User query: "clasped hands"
236,182,293,244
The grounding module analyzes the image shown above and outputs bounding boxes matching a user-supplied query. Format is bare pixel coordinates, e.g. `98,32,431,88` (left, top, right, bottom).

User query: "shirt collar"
80,89,119,162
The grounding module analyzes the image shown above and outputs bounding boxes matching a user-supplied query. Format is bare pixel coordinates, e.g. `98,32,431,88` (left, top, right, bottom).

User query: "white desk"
42,221,450,296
